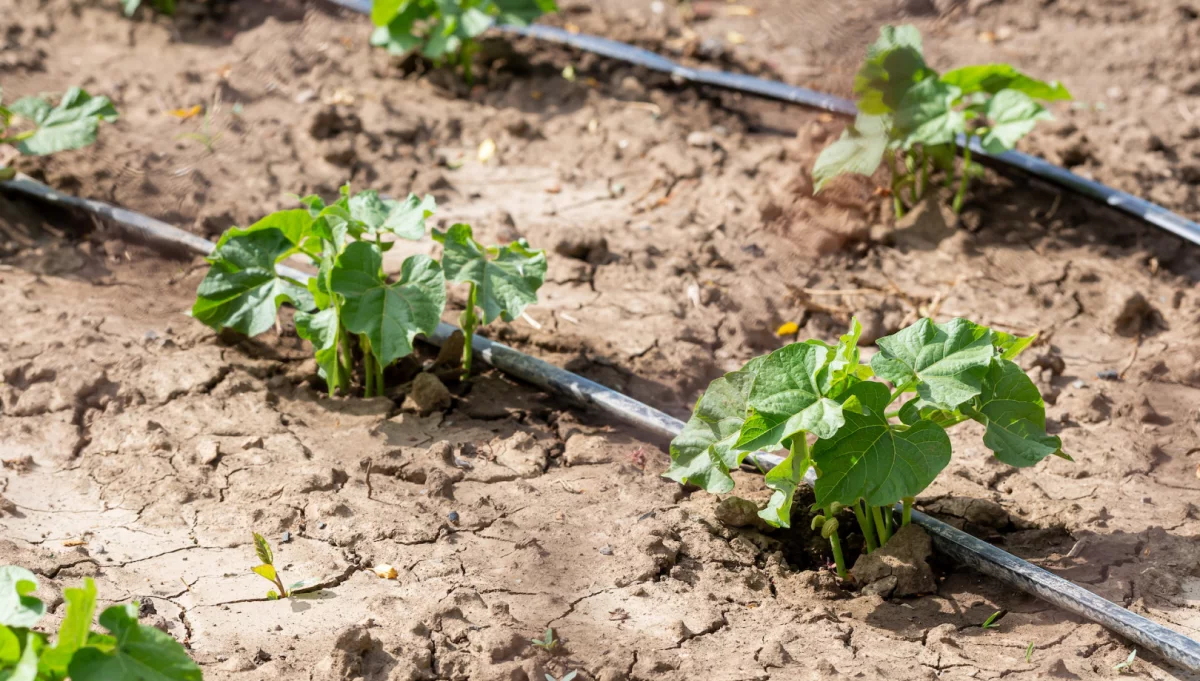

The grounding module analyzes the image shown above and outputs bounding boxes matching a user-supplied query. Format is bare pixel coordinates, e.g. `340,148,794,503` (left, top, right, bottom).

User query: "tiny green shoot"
1114,648,1137,673
530,627,558,651
433,224,546,379
251,532,293,600
1025,641,1034,663
122,0,176,16
1,86,119,180
546,672,577,681
812,25,1071,216
176,100,222,154
981,610,1005,629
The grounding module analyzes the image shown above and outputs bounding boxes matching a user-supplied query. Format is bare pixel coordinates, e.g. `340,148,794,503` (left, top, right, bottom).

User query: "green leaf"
459,7,494,37
870,318,995,409
992,331,1037,360
732,341,844,451
979,89,1052,154
252,564,277,583
812,113,889,191
371,24,424,55
1,628,39,681
68,605,202,681
940,64,1071,101
192,228,314,336
213,209,313,252
968,359,1062,467
332,243,446,367
39,577,97,677
897,396,963,428
853,25,930,115
0,568,44,629
16,88,118,156
493,0,557,24
818,317,872,397
664,359,765,493
294,307,340,389
0,626,19,664
433,223,547,324
812,382,952,507
371,0,407,26
757,443,812,528
266,591,279,601
381,194,437,241
895,78,965,148
8,97,51,125
252,532,273,566
122,0,142,16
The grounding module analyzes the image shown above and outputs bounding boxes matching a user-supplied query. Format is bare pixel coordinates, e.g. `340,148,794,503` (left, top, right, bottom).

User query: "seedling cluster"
192,184,545,395
370,0,559,80
0,87,118,180
813,25,1071,215
0,566,202,680
666,317,1067,579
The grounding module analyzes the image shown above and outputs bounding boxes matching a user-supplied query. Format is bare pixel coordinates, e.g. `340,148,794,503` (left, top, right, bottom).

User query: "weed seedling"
812,25,1071,215
530,627,558,651
1024,641,1034,663
1114,648,1137,673
546,672,577,681
0,86,118,180
666,317,1067,579
981,610,1006,629
369,0,559,81
433,223,546,379
251,532,299,600
0,565,202,680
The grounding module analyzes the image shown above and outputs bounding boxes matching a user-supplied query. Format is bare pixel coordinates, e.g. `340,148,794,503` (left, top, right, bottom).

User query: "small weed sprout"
1024,641,1034,663
530,627,558,651
980,610,1005,629
251,533,294,600
0,86,118,180
1114,649,1138,673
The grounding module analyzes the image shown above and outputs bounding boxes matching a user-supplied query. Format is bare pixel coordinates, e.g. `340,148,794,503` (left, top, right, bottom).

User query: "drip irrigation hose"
327,0,1200,248
2,175,1198,673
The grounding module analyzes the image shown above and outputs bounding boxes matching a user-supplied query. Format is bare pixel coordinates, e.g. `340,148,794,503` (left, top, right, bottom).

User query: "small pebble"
1071,379,1086,389
92,543,106,555
448,511,460,524
317,522,327,530
452,457,474,469
1096,370,1120,381
143,330,159,342
599,545,614,556
280,531,291,544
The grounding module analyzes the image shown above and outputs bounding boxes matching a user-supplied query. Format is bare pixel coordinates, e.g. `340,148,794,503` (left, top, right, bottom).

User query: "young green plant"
370,0,559,81
251,533,304,600
122,0,176,16
434,224,546,379
192,185,442,397
665,317,1067,579
0,565,202,680
529,627,558,651
812,25,1071,215
0,87,118,180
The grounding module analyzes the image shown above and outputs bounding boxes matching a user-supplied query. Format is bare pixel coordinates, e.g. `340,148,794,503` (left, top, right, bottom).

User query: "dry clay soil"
2,0,1200,679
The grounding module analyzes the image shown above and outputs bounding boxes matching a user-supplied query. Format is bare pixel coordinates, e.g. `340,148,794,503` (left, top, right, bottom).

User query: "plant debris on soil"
2,0,1199,680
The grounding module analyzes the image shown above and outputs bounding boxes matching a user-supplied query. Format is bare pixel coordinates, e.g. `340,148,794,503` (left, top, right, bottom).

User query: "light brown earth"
1,0,1199,679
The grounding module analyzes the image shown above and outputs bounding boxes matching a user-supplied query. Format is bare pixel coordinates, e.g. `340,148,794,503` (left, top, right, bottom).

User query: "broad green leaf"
493,0,557,24
68,605,202,681
968,359,1062,467
812,113,889,191
664,359,765,493
332,243,446,367
895,79,964,148
0,568,43,629
980,89,1051,154
433,223,547,324
294,308,340,390
16,88,118,156
854,25,929,114
381,194,437,241
0,626,19,664
818,317,872,397
940,64,1071,101
733,341,844,451
460,7,494,37
897,396,964,429
870,318,995,409
252,532,273,566
757,443,811,528
8,97,51,125
213,209,314,252
192,228,314,336
992,331,1037,360
371,0,406,25
1,628,39,681
252,564,277,583
812,382,951,507
39,577,97,677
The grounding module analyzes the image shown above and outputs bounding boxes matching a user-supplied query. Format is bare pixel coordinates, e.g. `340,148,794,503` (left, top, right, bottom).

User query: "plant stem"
953,147,972,214
920,152,930,200
887,381,915,405
360,335,375,397
906,152,919,204
853,500,878,554
337,325,353,393
884,505,894,534
825,504,847,580
888,150,907,218
460,283,479,380
871,505,891,546
902,497,913,527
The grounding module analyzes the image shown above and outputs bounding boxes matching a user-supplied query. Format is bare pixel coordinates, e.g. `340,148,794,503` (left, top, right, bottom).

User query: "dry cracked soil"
2,0,1200,679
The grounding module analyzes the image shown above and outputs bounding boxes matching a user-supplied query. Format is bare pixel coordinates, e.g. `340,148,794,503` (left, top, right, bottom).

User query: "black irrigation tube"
2,174,1199,672
328,0,1200,248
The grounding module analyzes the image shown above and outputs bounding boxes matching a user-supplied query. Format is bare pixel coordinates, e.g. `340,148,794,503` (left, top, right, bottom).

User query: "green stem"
460,283,479,380
884,505,895,534
825,503,847,580
952,147,972,214
920,152,930,200
0,129,35,144
853,501,878,554
888,381,915,405
906,152,919,204
337,325,353,393
360,334,376,397
888,150,907,218
902,497,913,527
871,505,892,546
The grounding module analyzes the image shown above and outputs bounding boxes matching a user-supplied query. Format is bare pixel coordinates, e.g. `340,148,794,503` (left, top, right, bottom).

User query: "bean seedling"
666,317,1067,579
0,86,118,180
530,627,558,651
251,533,305,600
812,25,1071,215
192,185,442,397
1114,648,1138,673
433,223,546,378
370,0,559,81
0,565,202,680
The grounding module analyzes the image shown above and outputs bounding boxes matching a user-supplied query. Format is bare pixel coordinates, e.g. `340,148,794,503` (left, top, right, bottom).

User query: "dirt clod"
404,372,453,414
713,496,763,528
849,524,937,597
1108,287,1160,336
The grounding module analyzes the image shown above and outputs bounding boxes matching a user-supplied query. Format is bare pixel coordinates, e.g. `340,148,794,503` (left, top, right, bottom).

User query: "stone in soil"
849,524,937,598
403,372,453,415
